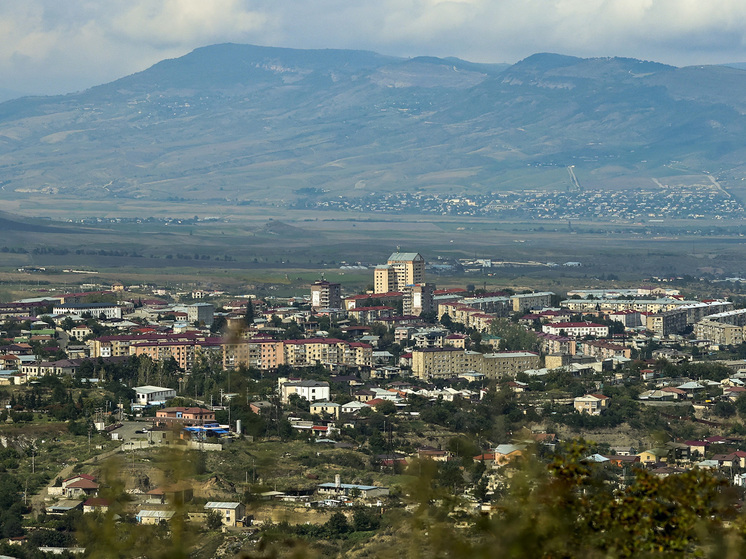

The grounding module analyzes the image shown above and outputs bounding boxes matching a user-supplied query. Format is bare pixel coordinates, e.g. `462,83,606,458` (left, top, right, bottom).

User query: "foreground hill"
0,44,745,206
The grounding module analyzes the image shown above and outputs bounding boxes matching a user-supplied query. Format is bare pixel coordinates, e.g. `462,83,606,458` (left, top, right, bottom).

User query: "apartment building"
536,332,576,355
694,309,746,345
222,338,285,370
646,308,688,337
402,283,435,316
579,340,631,359
411,348,539,380
186,303,214,326
510,292,554,313
311,280,342,310
561,297,717,315
374,252,425,293
131,337,222,371
542,322,609,338
53,303,123,320
695,321,746,345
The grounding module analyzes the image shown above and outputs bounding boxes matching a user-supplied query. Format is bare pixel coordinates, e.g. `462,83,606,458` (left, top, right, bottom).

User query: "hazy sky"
4,0,746,96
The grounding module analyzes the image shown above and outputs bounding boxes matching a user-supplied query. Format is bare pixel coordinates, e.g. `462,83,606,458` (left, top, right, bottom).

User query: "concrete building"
694,309,746,345
411,348,540,380
204,502,246,527
510,292,554,313
187,303,214,326
402,283,435,316
574,394,609,415
154,407,215,425
646,308,688,337
311,280,342,310
374,252,425,293
53,303,122,320
222,338,285,370
318,475,389,499
134,385,177,406
542,322,609,338
280,379,330,404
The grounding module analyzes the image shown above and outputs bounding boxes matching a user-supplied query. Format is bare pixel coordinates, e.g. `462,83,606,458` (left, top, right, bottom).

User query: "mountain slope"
0,45,745,206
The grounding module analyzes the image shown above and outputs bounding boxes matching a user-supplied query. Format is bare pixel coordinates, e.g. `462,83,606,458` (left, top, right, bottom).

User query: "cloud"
2,0,746,95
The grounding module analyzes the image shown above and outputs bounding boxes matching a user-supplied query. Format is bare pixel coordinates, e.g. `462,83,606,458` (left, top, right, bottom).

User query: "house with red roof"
573,394,610,415
64,478,99,498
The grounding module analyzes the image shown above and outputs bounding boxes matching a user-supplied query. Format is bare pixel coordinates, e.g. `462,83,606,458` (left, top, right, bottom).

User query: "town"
1,251,746,556
299,182,745,222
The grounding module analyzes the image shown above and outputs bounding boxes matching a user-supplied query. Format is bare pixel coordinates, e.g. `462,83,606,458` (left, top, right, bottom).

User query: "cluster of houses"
45,472,249,527
43,471,389,526
0,277,744,390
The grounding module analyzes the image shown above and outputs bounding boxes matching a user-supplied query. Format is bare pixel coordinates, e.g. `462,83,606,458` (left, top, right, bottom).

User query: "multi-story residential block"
411,347,467,379
374,252,425,293
579,340,631,359
646,308,688,337
411,348,540,380
224,338,372,371
561,298,729,317
402,283,435,316
437,302,498,332
695,321,746,345
131,337,222,371
510,292,554,313
536,332,576,355
480,351,541,378
347,306,394,325
462,295,511,315
344,292,403,311
542,322,609,338
53,303,123,320
222,338,285,370
187,303,214,326
694,309,746,345
607,310,643,328
311,280,342,310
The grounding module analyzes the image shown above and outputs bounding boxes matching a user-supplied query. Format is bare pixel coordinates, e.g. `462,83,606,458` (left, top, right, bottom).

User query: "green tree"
206,510,223,530
244,300,255,326
325,511,351,537
352,507,380,531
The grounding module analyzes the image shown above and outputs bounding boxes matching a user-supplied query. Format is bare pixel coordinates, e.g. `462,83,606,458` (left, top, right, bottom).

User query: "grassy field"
0,203,745,299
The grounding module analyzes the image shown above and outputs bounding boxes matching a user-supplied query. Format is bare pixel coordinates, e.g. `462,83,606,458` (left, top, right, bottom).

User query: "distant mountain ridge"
1,44,745,207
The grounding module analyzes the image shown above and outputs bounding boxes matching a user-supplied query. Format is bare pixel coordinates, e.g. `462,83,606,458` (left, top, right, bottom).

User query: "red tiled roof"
64,473,96,483
66,479,99,489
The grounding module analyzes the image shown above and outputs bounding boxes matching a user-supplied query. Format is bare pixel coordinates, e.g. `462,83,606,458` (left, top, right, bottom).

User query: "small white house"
134,385,177,406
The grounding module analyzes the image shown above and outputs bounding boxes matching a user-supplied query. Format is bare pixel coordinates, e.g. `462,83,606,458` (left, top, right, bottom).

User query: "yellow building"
374,252,425,293
412,348,539,380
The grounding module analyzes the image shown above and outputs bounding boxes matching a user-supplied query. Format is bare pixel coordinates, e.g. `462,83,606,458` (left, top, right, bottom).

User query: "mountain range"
1,43,746,208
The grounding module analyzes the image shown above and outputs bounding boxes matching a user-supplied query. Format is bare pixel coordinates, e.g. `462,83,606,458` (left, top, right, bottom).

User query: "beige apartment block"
374,252,425,293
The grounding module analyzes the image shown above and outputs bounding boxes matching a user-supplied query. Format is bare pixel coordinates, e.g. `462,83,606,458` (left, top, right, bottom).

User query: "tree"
206,510,223,530
325,511,351,537
377,400,396,415
714,400,736,418
352,507,380,531
736,393,746,417
244,300,255,326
